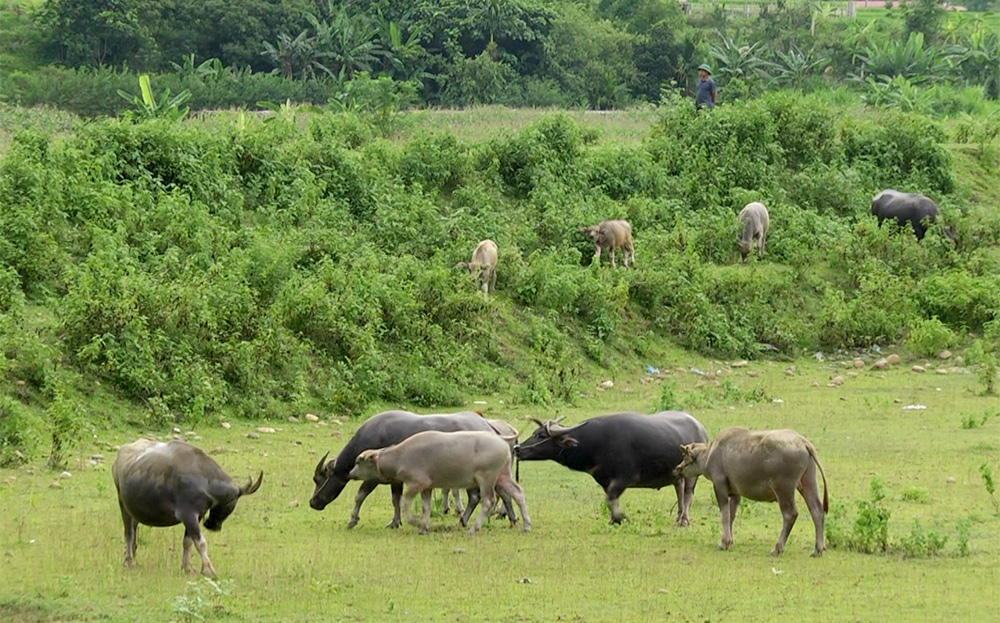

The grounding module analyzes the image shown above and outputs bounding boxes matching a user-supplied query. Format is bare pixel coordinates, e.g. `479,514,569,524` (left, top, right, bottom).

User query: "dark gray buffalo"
310,410,518,528
871,189,946,240
112,438,263,578
514,411,708,525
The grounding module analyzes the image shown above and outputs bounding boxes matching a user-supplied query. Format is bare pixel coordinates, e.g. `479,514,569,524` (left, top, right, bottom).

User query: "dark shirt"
696,77,716,109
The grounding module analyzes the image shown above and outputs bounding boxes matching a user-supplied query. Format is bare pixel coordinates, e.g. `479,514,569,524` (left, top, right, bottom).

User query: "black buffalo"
871,189,950,240
112,438,263,578
514,411,708,525
310,410,518,528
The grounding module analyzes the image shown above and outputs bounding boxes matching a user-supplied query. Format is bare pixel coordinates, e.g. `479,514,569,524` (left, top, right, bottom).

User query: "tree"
37,0,154,67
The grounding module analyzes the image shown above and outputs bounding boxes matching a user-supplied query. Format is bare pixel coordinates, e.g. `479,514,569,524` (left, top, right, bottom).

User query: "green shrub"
906,316,955,357
917,271,999,331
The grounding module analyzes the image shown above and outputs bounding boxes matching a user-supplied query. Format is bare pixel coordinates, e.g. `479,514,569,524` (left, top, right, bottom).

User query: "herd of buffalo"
111,188,944,577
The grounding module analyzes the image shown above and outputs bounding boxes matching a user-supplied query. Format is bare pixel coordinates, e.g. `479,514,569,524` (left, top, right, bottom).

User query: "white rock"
599,380,614,389
887,354,901,365
731,360,748,368
946,476,956,484
59,471,72,479
247,432,261,440
288,416,299,423
938,350,952,360
305,414,319,423
256,427,276,434
221,422,232,429
912,365,926,373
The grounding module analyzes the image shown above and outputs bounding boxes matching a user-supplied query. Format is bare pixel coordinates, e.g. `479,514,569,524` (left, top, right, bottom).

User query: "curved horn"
525,416,545,427
545,418,582,437
242,471,264,496
314,451,330,478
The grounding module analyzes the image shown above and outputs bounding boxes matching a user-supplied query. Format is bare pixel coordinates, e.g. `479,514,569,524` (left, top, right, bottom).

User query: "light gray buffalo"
456,239,498,298
737,202,769,261
871,189,948,241
349,430,530,534
112,439,263,577
442,417,519,517
581,219,635,268
675,427,828,557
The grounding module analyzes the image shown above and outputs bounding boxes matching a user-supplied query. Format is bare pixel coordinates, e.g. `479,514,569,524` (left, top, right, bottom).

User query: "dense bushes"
0,94,996,460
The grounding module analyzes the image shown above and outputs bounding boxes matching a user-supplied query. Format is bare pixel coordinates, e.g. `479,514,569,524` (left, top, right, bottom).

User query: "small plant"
956,518,972,557
967,319,999,395
900,486,930,503
906,316,954,358
117,74,191,122
849,478,891,553
961,409,997,429
657,379,680,411
172,578,233,623
899,519,948,558
980,462,999,514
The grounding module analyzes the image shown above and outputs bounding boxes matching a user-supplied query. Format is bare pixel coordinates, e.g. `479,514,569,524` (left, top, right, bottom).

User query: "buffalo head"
514,416,581,460
310,451,348,510
674,442,709,479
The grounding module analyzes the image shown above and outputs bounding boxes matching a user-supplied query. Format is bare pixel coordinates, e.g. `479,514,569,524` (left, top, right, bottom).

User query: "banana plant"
766,45,831,87
116,74,191,121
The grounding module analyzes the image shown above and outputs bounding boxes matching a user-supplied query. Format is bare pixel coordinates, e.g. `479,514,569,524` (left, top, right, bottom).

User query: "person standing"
695,64,717,110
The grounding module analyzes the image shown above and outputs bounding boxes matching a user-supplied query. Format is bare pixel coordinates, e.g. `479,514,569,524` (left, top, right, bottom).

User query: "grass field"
2,354,998,623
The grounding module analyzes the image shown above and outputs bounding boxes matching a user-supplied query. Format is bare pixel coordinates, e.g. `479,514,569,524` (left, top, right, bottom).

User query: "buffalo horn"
242,471,264,496
525,416,545,427
314,451,330,478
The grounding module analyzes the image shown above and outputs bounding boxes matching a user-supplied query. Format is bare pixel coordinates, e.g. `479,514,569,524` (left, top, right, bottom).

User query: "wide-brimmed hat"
697,64,712,74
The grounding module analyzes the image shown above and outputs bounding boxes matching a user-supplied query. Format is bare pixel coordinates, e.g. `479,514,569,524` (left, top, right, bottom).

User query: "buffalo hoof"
609,516,625,525
810,549,824,558
385,519,401,529
418,527,428,535
676,517,690,528
346,518,359,529
718,540,733,551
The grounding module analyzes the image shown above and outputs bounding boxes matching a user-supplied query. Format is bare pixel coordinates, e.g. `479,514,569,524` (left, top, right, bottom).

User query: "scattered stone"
256,427,277,434
91,454,104,462
473,400,488,405
946,476,956,484
221,422,232,430
87,459,99,467
731,360,748,368
305,414,319,423
59,471,72,479
772,398,784,404
317,421,328,427
936,369,948,375
894,398,902,403
954,356,964,366
676,367,687,373
887,354,901,365
847,371,859,377
293,440,303,446
938,350,952,360
829,376,845,386
912,365,926,374
288,500,300,508
49,481,62,489
212,446,226,454
287,416,299,423
247,432,261,440
785,366,796,377
812,381,819,387
814,352,825,362
518,577,535,584
172,427,182,434
853,359,865,368
599,380,614,389
872,358,888,370
184,431,197,438
903,404,927,410
453,548,467,554
747,370,759,378
839,396,847,401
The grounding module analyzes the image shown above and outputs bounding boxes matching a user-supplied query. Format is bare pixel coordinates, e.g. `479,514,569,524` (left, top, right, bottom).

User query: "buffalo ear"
558,436,579,448
680,444,693,457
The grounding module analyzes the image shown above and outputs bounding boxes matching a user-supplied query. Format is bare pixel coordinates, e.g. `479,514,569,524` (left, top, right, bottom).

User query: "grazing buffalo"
675,427,829,557
310,410,517,529
871,189,945,240
112,439,263,578
349,430,530,534
442,417,519,517
738,202,769,261
514,411,708,526
456,239,499,298
581,220,635,268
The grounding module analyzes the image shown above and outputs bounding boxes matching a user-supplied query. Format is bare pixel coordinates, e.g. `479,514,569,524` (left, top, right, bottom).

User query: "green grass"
2,356,998,622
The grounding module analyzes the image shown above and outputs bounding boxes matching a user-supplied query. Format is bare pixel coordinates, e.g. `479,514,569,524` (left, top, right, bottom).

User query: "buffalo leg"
453,489,465,514
181,513,217,578
673,481,690,527
714,482,735,550
346,480,378,529
387,482,403,529
772,489,799,556
420,490,433,534
605,481,628,524
402,485,424,533
118,499,138,567
459,487,480,527
609,247,617,269
496,470,531,532
800,474,826,557
470,483,496,534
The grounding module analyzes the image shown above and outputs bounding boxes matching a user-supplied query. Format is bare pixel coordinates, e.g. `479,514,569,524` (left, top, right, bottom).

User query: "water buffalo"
871,189,944,240
442,417,519,517
738,202,769,261
349,430,530,534
675,427,829,557
456,239,499,298
112,438,263,578
514,411,708,526
310,410,518,529
581,220,635,268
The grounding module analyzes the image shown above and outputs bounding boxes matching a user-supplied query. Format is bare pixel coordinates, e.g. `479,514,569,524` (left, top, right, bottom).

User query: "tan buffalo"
457,239,499,298
349,430,530,534
581,220,634,268
676,427,828,556
737,202,769,261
